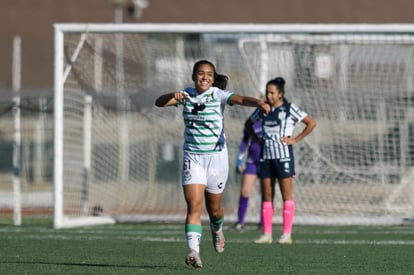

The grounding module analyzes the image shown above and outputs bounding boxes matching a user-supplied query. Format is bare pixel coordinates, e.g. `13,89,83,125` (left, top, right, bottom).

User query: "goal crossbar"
54,23,414,34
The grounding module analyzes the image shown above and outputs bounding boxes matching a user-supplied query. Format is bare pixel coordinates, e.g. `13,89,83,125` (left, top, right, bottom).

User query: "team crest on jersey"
205,93,214,102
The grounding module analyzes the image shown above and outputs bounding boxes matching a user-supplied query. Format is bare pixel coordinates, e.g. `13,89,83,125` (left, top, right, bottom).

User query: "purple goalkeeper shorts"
244,162,259,175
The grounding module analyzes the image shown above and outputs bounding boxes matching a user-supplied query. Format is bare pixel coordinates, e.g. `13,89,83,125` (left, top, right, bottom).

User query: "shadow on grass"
1,260,168,269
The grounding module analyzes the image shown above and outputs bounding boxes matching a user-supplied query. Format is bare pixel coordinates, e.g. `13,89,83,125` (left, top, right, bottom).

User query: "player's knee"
187,200,203,213
208,207,223,220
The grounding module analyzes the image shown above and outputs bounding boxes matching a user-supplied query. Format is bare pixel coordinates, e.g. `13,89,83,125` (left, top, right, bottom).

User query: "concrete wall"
0,0,413,90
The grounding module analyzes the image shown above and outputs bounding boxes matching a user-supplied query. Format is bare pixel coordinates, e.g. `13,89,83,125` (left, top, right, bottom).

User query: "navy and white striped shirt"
250,102,307,160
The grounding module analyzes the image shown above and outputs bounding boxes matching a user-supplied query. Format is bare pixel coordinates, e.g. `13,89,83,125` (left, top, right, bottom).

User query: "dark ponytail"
213,73,228,90
268,77,285,93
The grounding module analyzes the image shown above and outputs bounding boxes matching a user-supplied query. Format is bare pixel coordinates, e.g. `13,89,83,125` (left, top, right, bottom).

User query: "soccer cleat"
185,250,203,269
254,234,273,244
277,234,293,244
212,230,225,253
232,223,244,232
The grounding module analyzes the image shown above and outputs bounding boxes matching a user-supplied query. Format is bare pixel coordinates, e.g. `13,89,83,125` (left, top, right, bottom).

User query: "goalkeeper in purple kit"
233,118,263,231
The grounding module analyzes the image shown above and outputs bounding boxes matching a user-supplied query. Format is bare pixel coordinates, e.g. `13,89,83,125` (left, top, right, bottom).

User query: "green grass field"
0,218,413,274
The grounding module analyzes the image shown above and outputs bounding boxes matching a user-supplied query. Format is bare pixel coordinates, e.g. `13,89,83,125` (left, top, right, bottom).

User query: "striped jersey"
178,87,234,154
250,102,307,160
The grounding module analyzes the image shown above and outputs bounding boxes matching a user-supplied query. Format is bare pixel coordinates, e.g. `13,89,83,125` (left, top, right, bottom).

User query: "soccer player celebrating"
247,77,316,244
155,60,270,268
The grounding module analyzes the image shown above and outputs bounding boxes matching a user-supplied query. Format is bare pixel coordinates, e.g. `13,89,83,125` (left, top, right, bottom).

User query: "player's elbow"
309,119,317,131
154,95,168,107
154,100,163,107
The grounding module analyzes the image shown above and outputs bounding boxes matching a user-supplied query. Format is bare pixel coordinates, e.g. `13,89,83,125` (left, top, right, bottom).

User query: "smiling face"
192,63,215,93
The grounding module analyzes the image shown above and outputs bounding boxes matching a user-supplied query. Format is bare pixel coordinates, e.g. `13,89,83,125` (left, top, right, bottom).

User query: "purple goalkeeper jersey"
238,120,262,167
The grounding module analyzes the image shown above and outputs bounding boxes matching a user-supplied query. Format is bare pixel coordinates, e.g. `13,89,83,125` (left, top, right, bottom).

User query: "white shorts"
182,149,228,194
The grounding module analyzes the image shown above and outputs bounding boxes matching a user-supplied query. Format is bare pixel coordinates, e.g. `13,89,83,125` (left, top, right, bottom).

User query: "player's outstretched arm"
230,95,270,114
155,91,187,107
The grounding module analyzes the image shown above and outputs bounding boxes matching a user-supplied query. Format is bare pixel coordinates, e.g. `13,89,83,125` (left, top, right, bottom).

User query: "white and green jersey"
179,87,234,154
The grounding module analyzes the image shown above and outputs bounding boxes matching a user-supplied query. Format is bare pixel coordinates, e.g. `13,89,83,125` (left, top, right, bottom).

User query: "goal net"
54,23,414,228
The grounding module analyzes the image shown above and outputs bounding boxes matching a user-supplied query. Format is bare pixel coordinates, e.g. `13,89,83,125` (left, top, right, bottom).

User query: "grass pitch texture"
1,219,413,274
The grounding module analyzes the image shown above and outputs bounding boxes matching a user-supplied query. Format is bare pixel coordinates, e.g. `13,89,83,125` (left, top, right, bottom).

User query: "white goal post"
54,23,414,229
